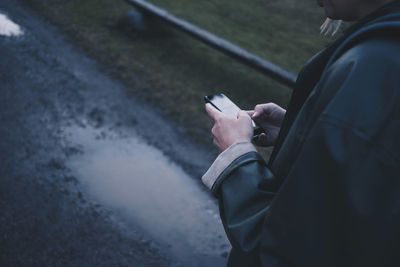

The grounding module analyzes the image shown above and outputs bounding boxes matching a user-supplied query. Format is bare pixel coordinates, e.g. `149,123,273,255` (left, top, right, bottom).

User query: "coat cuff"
202,141,257,191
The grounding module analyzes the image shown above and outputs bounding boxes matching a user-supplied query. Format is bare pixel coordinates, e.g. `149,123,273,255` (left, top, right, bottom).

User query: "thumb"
245,110,254,117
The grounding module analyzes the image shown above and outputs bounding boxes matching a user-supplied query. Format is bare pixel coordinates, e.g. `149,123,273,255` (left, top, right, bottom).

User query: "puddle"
0,13,23,37
65,125,230,266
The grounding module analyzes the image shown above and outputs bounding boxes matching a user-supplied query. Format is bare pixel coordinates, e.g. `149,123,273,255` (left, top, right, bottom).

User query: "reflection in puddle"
65,125,229,266
0,13,23,37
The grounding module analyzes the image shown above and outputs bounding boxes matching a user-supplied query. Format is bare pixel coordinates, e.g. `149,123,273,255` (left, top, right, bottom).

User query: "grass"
20,0,332,150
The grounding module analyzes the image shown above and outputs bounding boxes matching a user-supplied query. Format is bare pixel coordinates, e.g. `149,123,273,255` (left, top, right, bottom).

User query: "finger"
205,103,221,121
238,111,252,128
213,136,221,150
237,110,251,121
211,125,217,136
206,103,232,122
253,133,266,146
253,103,274,117
245,110,254,117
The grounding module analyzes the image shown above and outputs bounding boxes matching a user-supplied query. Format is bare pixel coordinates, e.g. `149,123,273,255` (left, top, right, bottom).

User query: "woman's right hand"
247,103,286,147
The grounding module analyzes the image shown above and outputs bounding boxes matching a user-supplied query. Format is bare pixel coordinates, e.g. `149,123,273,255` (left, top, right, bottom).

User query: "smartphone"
204,93,264,136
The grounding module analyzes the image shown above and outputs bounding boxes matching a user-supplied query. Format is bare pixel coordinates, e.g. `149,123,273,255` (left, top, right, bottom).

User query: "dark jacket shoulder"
271,35,400,179
318,36,400,125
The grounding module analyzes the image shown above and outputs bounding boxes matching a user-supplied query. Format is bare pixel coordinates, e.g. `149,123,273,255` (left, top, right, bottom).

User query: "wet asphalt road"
0,1,230,266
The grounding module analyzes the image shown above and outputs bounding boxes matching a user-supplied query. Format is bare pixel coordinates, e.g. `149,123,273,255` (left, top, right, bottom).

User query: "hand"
247,103,286,147
205,103,253,152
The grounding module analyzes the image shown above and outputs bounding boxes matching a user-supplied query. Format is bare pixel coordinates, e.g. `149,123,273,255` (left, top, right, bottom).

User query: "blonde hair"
320,18,343,36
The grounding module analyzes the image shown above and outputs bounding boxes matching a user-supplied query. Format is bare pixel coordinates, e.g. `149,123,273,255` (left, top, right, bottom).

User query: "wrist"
223,138,252,152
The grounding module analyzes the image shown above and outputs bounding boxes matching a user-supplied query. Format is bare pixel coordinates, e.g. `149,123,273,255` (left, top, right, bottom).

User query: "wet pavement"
65,125,229,266
0,0,229,266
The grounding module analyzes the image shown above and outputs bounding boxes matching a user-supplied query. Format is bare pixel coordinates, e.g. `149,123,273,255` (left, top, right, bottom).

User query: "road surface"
0,1,230,266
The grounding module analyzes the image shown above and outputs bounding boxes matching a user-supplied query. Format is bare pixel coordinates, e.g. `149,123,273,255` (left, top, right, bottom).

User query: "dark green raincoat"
203,2,400,266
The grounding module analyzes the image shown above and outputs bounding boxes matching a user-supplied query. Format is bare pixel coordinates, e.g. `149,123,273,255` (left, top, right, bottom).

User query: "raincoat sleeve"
202,142,280,253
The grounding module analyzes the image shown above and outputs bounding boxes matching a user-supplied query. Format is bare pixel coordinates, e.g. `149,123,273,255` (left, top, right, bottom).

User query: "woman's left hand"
205,103,253,152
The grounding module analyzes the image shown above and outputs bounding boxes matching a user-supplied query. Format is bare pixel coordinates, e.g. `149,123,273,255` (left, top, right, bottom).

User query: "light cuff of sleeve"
202,141,257,190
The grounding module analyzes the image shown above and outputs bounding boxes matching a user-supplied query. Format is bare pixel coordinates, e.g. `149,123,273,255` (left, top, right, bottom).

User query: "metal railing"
125,0,297,89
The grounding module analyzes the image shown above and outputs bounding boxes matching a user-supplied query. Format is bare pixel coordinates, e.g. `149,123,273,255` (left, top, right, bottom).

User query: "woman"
204,0,400,266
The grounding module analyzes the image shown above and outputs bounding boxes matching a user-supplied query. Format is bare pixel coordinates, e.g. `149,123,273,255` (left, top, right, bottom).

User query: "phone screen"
205,93,241,119
205,93,260,131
